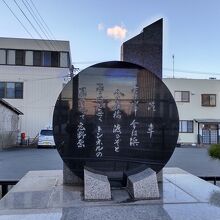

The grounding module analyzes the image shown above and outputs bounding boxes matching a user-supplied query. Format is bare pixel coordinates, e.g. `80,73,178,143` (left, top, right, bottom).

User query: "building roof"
0,99,23,115
0,37,70,52
194,119,220,123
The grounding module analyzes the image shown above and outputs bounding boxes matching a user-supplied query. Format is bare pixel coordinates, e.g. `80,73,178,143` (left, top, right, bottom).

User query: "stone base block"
84,168,111,200
127,168,160,200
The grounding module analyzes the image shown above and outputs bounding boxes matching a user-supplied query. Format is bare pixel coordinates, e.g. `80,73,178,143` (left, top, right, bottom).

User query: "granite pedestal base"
127,168,160,200
1,168,220,220
84,168,111,200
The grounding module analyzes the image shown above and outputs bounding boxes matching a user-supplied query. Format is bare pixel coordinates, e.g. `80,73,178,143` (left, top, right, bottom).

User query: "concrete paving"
1,168,220,220
167,147,220,177
0,147,220,181
0,147,62,180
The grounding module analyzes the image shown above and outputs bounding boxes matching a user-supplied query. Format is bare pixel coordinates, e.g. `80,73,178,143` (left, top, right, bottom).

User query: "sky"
0,0,220,79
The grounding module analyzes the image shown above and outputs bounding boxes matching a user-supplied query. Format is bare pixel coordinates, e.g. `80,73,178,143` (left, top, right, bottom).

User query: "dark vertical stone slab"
121,19,163,79
53,61,179,187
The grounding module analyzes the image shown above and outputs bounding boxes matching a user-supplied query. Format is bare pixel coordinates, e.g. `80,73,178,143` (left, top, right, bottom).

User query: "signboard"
53,61,179,184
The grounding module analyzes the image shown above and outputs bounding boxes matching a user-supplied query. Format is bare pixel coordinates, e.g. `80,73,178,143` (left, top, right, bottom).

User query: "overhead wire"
24,0,52,39
28,0,62,51
1,0,47,50
13,0,53,50
73,61,220,77
29,0,57,40
163,68,220,76
22,0,63,51
23,74,70,82
2,0,72,77
3,1,216,79
21,0,56,50
1,0,35,40
20,0,72,68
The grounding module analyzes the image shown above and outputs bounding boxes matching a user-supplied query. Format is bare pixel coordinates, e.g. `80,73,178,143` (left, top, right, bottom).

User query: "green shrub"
209,144,220,160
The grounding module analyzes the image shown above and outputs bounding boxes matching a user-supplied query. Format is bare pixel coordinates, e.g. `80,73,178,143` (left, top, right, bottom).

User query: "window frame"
0,49,6,64
0,48,69,68
25,50,33,66
60,52,70,68
174,91,190,102
0,81,24,99
33,50,42,66
201,94,216,107
42,51,52,67
6,49,16,65
179,120,194,133
15,50,25,66
51,51,59,67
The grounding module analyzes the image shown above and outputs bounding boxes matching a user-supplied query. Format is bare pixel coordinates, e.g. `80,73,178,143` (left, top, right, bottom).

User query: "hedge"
208,144,220,160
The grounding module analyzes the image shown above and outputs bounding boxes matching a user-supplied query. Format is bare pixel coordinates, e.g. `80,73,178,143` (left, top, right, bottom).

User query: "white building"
0,37,71,142
164,78,220,145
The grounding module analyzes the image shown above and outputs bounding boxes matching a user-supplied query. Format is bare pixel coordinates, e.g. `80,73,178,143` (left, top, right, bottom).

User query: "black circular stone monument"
53,61,179,185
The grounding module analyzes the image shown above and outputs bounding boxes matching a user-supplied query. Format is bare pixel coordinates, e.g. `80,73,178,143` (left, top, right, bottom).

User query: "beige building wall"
0,37,71,140
163,78,220,144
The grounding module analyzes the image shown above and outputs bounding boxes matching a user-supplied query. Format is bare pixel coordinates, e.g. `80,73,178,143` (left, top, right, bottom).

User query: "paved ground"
1,168,220,220
167,147,220,177
0,147,62,180
0,146,220,180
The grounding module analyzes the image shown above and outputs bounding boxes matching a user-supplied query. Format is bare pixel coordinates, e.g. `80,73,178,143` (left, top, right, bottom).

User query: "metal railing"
199,176,220,185
0,180,18,198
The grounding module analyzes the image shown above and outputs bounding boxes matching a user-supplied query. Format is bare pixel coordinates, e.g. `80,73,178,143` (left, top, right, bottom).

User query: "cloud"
98,23,105,31
107,25,127,40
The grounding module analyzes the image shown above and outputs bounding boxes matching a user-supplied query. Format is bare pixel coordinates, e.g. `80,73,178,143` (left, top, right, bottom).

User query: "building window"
179,120,193,133
0,82,4,97
7,50,15,65
202,94,216,107
174,91,190,102
51,51,59,67
42,51,51,66
25,51,33,66
0,82,23,99
0,48,69,68
15,83,23,98
0,49,6,64
6,82,15,98
15,50,25,65
60,52,69,67
33,51,42,66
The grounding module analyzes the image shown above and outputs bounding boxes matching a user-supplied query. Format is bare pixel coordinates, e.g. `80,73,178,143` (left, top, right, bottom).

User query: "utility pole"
172,54,175,78
69,64,79,80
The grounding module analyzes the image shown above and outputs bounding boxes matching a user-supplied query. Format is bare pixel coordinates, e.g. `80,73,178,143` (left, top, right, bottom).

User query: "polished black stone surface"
53,61,179,184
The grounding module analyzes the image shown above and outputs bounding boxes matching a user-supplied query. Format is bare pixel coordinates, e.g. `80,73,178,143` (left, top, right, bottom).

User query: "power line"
73,60,220,76
1,0,46,49
13,0,52,50
28,0,64,51
13,0,64,53
24,0,51,37
29,0,57,41
1,0,35,39
21,0,56,50
2,0,50,49
24,74,70,82
164,67,220,76
22,0,60,51
21,0,72,69
2,0,71,72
